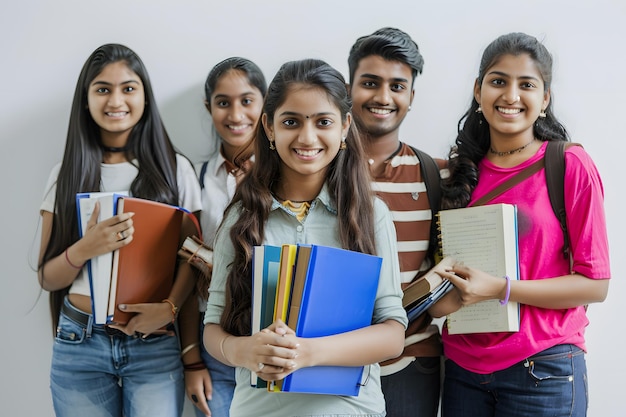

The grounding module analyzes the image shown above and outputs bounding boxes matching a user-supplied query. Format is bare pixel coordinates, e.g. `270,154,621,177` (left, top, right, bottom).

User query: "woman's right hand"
252,320,299,381
74,201,135,262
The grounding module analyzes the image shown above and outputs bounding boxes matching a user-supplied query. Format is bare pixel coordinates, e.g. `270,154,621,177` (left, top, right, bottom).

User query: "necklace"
489,139,536,157
102,144,130,153
281,199,311,222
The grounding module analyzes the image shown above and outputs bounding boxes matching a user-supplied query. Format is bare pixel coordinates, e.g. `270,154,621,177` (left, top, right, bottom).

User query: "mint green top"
204,185,407,417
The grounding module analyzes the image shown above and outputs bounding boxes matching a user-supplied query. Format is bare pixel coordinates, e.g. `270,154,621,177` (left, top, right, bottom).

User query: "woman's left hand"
185,368,212,416
253,320,300,381
108,302,176,337
439,263,508,306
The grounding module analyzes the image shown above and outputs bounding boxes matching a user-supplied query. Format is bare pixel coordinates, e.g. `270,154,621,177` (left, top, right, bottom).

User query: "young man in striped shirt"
348,27,447,417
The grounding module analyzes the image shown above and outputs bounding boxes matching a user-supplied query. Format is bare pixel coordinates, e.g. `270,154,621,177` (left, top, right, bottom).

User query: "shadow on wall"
160,82,216,166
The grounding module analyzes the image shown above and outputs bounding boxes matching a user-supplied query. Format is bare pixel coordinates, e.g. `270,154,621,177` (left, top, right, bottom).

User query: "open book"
438,204,520,334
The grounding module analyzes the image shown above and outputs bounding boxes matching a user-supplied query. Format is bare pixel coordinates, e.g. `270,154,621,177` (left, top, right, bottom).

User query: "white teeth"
368,108,392,115
295,149,320,157
497,107,521,114
228,125,248,131
107,112,127,117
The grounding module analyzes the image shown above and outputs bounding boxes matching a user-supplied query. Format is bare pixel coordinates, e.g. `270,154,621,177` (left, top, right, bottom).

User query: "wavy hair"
442,32,570,209
220,59,376,336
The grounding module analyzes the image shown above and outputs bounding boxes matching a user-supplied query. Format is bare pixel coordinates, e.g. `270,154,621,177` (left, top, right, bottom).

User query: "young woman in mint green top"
203,59,407,416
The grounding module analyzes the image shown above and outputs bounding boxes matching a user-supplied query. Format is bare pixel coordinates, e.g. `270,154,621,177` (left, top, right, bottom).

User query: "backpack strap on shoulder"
545,141,581,259
472,158,545,207
409,145,441,260
199,161,209,189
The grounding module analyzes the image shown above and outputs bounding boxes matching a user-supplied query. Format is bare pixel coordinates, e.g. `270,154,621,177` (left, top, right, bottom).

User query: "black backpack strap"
199,161,209,189
472,157,546,207
545,141,581,259
409,145,441,260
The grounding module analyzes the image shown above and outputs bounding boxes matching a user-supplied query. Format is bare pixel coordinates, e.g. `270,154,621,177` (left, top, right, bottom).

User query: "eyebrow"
487,70,541,82
358,73,410,84
91,80,141,87
278,111,337,118
213,91,258,100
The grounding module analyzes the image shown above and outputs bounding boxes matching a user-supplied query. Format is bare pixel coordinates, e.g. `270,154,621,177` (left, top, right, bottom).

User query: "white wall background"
2,1,623,416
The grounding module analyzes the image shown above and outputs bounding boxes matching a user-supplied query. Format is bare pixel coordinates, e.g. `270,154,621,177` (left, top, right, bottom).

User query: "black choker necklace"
102,145,129,153
489,139,536,157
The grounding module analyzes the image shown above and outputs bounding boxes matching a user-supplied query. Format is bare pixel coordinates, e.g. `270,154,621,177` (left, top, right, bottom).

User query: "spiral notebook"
437,204,520,334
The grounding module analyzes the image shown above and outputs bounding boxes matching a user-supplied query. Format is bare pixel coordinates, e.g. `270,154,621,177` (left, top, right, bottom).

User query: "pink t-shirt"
442,142,611,374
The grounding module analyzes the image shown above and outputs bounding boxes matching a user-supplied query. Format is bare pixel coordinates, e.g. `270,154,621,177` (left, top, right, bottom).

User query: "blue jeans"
51,297,184,417
442,344,588,417
381,356,441,417
194,319,236,417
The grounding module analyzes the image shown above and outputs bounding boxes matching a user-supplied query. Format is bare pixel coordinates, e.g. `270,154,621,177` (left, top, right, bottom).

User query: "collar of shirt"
270,183,337,216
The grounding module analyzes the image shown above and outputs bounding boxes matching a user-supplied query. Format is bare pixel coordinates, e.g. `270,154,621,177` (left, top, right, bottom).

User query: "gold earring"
269,141,276,151
538,109,546,118
475,105,482,113
340,137,347,150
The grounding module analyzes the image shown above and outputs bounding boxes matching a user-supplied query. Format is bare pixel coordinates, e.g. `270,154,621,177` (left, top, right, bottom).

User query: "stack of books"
402,256,455,322
251,244,382,396
76,193,186,325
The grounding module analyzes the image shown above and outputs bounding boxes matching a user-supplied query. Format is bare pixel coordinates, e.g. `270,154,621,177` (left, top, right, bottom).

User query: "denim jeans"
194,319,236,417
381,356,441,417
442,344,588,417
50,297,184,417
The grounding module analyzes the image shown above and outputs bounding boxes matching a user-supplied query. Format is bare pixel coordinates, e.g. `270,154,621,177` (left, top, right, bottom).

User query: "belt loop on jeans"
61,297,94,338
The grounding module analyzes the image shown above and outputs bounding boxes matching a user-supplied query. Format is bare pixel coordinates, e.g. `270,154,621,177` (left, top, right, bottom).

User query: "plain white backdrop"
1,1,623,416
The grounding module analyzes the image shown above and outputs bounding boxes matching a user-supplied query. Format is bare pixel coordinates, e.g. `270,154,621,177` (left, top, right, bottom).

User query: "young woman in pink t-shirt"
430,32,610,417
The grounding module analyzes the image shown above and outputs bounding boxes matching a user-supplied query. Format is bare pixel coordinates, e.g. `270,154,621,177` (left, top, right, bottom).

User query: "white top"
196,151,253,247
40,154,202,296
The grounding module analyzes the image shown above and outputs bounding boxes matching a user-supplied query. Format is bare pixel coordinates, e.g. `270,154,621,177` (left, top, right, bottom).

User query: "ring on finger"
258,362,265,371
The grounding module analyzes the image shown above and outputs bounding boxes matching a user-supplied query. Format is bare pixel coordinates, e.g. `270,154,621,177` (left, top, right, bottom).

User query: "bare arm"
204,318,404,382
179,293,212,417
38,204,134,291
429,263,609,318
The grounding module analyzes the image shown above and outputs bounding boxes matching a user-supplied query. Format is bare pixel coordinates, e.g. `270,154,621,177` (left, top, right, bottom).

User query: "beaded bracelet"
64,248,84,269
499,275,511,305
162,298,179,323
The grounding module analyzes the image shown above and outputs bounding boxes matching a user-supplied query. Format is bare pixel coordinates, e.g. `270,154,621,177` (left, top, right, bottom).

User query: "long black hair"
40,44,181,329
442,32,569,209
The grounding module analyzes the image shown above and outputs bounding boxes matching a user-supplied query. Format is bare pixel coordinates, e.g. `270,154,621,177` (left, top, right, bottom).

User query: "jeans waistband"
61,297,175,338
527,344,584,362
61,298,134,337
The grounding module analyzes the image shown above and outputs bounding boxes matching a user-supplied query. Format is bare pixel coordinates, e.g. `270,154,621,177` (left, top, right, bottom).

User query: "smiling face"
87,61,145,147
349,54,414,140
208,69,265,159
475,53,550,143
262,85,350,192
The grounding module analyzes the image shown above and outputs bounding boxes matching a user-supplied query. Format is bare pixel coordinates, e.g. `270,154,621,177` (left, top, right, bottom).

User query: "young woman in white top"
184,57,266,417
38,43,202,417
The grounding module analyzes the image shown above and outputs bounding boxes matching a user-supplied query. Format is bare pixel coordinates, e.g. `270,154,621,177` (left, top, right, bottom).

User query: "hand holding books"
429,204,520,334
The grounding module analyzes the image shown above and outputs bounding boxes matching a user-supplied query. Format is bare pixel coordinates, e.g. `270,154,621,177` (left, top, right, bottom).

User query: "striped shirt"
374,142,449,373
